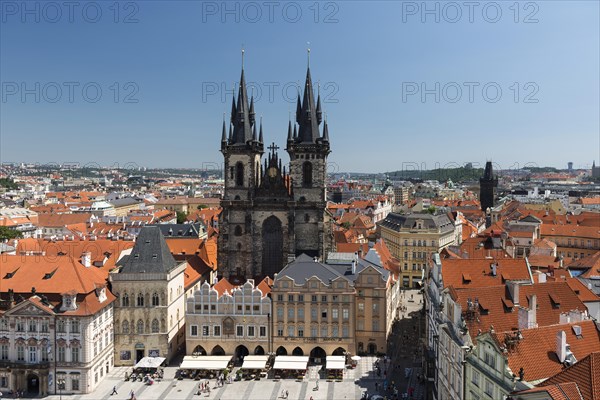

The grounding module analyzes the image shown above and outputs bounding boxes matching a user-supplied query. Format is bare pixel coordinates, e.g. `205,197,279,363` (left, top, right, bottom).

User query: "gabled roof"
500,320,600,383
276,254,350,286
541,351,600,400
117,226,178,274
441,258,531,289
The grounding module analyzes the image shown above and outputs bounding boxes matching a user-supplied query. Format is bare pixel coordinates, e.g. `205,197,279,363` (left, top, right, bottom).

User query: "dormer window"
61,294,77,311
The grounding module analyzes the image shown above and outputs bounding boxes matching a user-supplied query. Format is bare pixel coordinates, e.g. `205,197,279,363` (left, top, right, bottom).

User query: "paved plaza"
28,356,389,400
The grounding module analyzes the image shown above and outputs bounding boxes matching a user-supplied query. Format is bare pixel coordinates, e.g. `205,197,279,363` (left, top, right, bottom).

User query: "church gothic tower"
218,56,331,282
479,161,498,212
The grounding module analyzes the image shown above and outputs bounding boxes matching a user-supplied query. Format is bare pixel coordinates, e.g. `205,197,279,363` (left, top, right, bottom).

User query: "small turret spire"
287,120,293,141
252,120,257,141
259,116,264,143
322,119,329,142
221,114,227,143
316,82,322,124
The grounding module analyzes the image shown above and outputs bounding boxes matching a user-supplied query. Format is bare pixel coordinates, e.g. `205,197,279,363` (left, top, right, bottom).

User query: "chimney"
538,272,547,283
507,281,520,305
556,330,567,363
81,252,92,268
490,263,497,277
352,260,357,275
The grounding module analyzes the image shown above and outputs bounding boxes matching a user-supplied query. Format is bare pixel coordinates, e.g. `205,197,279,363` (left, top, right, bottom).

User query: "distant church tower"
218,53,331,282
479,161,498,212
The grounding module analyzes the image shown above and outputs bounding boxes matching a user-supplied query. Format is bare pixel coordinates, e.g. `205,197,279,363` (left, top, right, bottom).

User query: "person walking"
111,386,118,395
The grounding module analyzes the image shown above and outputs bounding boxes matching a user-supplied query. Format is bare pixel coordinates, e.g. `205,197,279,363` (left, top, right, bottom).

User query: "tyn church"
218,58,331,282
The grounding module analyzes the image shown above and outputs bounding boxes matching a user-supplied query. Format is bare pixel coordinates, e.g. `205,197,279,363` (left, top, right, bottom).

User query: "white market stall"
240,355,270,370
325,356,345,370
134,356,166,369
180,355,233,370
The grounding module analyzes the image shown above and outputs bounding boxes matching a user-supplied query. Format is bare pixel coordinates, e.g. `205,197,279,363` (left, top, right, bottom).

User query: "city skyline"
1,1,599,172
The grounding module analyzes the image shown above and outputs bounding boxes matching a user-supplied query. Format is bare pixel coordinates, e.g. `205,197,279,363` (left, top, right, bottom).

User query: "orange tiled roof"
441,258,531,289
541,351,600,400
565,278,600,303
453,281,587,337
517,382,584,400
500,320,600,383
37,213,92,227
213,278,236,296
165,238,203,255
541,224,600,240
257,276,273,296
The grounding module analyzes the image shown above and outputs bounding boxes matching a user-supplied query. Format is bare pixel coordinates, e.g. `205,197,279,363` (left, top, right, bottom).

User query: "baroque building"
218,58,332,281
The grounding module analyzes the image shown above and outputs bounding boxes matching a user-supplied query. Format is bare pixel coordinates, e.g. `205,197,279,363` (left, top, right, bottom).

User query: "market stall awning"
272,356,309,370
180,355,232,370
240,355,269,370
326,356,345,370
134,356,166,369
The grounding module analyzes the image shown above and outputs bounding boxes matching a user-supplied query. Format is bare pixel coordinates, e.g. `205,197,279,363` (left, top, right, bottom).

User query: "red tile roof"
441,258,532,289
541,351,600,400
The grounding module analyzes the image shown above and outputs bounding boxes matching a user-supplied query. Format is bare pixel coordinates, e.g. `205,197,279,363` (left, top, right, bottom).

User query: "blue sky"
1,1,598,173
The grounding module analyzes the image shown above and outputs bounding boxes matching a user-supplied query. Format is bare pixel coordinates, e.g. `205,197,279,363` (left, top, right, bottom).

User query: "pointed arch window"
137,320,144,334
236,162,244,186
137,293,144,307
122,293,129,307
302,161,312,187
152,293,160,306
152,319,159,333
122,320,129,334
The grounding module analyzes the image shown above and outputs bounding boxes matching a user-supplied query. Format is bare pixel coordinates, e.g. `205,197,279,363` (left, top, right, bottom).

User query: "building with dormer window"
0,256,114,396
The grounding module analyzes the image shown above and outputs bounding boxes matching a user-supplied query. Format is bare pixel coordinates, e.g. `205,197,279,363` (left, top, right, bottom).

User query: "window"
236,162,244,186
358,303,364,312
152,319,159,333
298,326,304,337
28,346,37,363
17,346,25,361
237,326,244,337
288,325,295,337
0,345,8,360
58,346,65,362
16,321,24,332
0,319,7,331
122,293,129,307
343,308,349,320
259,326,266,337
311,325,318,337
298,294,304,302
484,352,496,370
152,293,160,306
357,320,364,330
321,325,328,337
484,380,493,397
190,325,198,336
71,320,80,333
332,325,339,337
71,347,80,362
213,326,221,336
297,308,304,319
372,320,379,332
202,326,209,336
302,161,312,186
137,320,144,334
41,348,48,362
288,308,295,319
472,369,480,387
332,309,338,319
342,325,349,337
311,295,317,302
277,294,283,302
277,326,284,336
321,310,327,319
332,295,338,302
373,303,379,313
122,320,129,334
321,295,327,302
277,307,283,318
28,321,37,332
71,376,80,391
288,294,294,302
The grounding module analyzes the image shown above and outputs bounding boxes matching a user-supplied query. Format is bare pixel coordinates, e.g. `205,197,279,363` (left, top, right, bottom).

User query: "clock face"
268,167,278,178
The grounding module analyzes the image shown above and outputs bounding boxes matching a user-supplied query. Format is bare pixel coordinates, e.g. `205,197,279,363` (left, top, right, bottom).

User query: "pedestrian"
285,389,289,399
111,385,118,395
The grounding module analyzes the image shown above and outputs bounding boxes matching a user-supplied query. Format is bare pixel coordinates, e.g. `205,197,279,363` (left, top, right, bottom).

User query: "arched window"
302,161,312,186
122,320,129,334
122,293,129,307
234,225,242,236
137,320,144,334
137,293,144,307
151,319,159,333
161,318,166,332
152,293,159,306
236,162,244,186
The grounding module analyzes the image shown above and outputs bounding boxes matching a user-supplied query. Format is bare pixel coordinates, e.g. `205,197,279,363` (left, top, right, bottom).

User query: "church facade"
217,61,332,281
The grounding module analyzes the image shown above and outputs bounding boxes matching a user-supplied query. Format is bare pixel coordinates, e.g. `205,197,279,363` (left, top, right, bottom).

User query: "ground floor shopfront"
0,363,50,397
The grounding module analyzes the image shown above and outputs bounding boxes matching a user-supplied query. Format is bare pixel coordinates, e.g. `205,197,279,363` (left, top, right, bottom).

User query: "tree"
0,226,23,241
197,204,208,210
176,211,187,224
426,206,436,214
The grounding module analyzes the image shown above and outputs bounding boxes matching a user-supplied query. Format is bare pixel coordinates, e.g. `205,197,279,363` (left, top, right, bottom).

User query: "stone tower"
218,57,331,282
479,161,498,212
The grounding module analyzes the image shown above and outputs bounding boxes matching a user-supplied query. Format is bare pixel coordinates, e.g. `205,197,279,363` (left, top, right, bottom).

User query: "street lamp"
57,379,65,400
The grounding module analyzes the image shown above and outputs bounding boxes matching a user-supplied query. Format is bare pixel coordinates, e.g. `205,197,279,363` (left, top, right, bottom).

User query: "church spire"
229,50,253,145
316,82,322,125
259,117,264,143
287,120,293,142
322,119,329,143
297,63,321,143
221,114,227,143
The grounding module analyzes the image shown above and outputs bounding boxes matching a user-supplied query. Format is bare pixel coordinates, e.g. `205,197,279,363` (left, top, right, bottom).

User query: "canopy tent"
272,356,309,370
180,355,232,370
134,356,166,369
325,356,345,370
240,355,269,370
